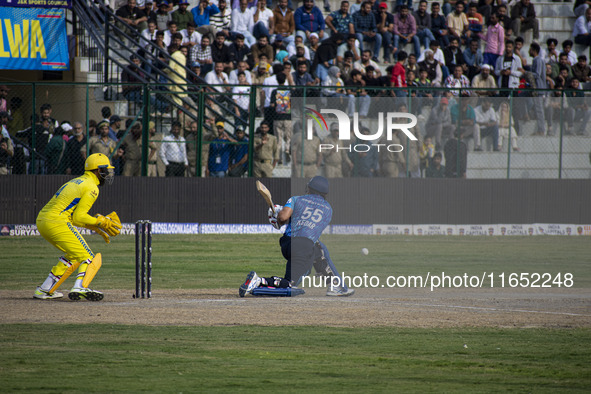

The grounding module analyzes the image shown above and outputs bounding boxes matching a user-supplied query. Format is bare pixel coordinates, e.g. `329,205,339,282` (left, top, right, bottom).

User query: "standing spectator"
376,2,395,63
574,0,591,18
120,122,150,176
191,0,220,43
88,121,118,156
392,5,419,57
209,0,232,37
116,0,148,40
496,101,519,151
350,126,378,177
231,0,256,46
474,98,499,151
269,73,293,163
443,131,467,178
495,39,523,91
346,69,371,117
165,43,187,107
147,121,165,177
294,0,326,43
573,55,591,82
528,42,547,135
65,122,86,175
565,78,591,136
228,125,249,177
326,1,354,35
430,1,450,47
160,121,188,176
353,1,382,62
446,1,468,41
155,1,172,31
510,0,539,40
44,124,69,174
185,120,214,176
121,54,145,105
232,71,251,127
426,151,445,177
109,115,121,141
445,64,471,96
0,85,8,113
463,38,483,80
482,12,504,67
253,121,278,177
291,126,321,178
322,123,353,178
426,97,453,150
414,0,435,56
573,8,591,59
273,0,295,46
172,0,193,30
471,64,497,95
253,0,275,40
450,98,479,150
390,50,408,96
190,35,213,75
207,122,234,177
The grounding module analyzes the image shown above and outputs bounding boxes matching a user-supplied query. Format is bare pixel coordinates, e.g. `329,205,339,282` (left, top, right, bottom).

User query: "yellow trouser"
36,218,95,277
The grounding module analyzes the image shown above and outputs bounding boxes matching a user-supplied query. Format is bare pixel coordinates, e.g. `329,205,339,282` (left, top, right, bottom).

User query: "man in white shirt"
353,49,381,76
205,62,231,92
141,20,158,51
229,60,253,84
231,0,256,46
180,22,202,48
474,98,499,151
159,121,189,177
253,0,275,40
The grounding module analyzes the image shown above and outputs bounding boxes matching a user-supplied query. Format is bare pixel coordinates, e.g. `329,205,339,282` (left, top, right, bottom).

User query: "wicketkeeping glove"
95,213,122,236
87,225,111,244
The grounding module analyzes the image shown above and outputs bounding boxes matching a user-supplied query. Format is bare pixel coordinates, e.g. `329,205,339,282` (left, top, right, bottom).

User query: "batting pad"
251,287,305,297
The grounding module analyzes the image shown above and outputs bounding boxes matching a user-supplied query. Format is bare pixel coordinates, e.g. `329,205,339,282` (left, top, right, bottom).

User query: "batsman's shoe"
33,287,64,300
68,287,104,301
326,287,355,297
239,271,261,297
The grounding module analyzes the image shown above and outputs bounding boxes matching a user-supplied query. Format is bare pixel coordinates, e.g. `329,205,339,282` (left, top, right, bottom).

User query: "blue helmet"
307,176,329,195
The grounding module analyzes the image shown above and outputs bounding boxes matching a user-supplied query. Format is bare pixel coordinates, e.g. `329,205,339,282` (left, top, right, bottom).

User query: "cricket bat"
256,180,274,209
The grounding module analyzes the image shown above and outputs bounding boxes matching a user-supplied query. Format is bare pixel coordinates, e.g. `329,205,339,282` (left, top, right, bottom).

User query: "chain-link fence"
0,82,589,179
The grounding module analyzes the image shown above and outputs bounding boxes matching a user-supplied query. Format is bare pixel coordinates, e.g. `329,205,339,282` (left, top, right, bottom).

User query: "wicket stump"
134,220,152,298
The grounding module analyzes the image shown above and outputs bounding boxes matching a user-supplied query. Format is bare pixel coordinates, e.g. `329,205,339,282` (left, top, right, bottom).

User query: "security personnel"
253,121,278,177
34,153,121,301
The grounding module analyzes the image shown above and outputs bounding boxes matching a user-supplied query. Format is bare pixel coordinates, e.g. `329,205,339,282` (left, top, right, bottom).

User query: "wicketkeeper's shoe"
33,286,64,300
239,271,261,297
326,287,355,297
68,287,104,301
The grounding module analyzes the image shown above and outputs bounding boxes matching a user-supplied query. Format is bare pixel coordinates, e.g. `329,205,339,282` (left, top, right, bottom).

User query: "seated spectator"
250,35,273,66
430,1,449,47
121,54,145,104
308,32,321,61
149,30,167,57
155,1,172,31
337,34,361,64
211,31,232,69
191,0,220,43
326,1,354,35
443,36,467,74
292,60,319,96
474,98,499,151
406,52,419,76
545,38,559,64
414,69,434,97
190,35,213,74
354,49,381,75
339,50,356,81
374,3,395,63
209,0,232,37
450,99,479,151
471,64,497,95
312,33,344,82
482,13,504,67
228,34,251,66
115,0,148,40
555,66,571,90
294,0,325,43
496,101,519,152
550,52,573,79
229,60,253,84
573,55,591,82
350,0,362,15
273,0,296,46
205,62,231,92
346,69,371,117
418,48,443,86
143,0,157,22
445,64,471,96
463,38,483,79
495,4,513,39
230,0,256,46
446,1,468,42
172,0,193,30
392,5,419,57
181,22,202,48
495,40,523,92
510,0,539,40
413,1,435,57
465,2,483,41
565,78,591,136
141,19,158,50
573,8,591,59
287,35,311,60
321,66,348,98
253,0,275,40
163,20,179,46
562,39,578,66
425,151,445,178
353,1,382,62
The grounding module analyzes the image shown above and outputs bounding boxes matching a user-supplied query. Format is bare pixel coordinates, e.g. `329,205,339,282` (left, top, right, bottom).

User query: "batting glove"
268,204,283,219
268,216,281,230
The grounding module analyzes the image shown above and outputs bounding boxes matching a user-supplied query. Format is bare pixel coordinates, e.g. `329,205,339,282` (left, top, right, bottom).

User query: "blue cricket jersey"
284,194,332,243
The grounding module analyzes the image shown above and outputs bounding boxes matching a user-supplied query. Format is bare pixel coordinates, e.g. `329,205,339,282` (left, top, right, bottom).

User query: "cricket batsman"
239,176,354,297
33,153,122,301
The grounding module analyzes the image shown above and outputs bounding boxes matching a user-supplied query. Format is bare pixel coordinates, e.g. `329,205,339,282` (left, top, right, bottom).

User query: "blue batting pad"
251,287,305,297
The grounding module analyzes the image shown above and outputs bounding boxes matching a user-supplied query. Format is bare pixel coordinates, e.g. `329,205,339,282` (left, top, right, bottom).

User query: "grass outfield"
1,235,590,391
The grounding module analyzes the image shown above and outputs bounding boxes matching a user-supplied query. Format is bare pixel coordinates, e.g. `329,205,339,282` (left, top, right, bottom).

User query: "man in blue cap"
240,176,355,297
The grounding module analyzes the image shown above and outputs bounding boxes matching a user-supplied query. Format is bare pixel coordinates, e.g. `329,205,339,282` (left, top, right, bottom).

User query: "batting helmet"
307,176,329,195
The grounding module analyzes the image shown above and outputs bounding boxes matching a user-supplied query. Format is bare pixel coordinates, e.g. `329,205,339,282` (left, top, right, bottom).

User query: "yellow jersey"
37,171,101,227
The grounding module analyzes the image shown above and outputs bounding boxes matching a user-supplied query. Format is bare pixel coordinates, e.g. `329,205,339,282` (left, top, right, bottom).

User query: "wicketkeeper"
239,176,354,297
33,153,122,301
